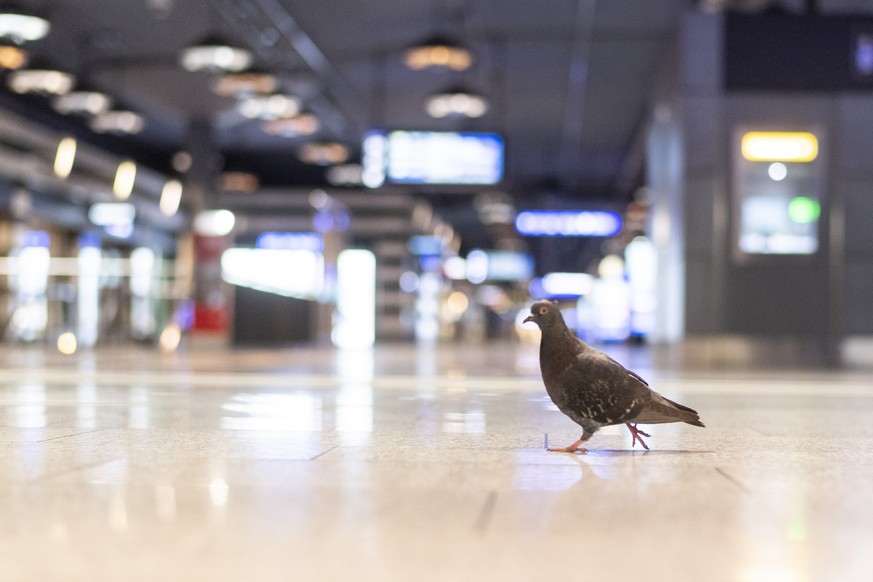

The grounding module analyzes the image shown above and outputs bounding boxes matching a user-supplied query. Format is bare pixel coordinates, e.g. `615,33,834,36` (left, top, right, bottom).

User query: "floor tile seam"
714,467,752,495
35,428,109,443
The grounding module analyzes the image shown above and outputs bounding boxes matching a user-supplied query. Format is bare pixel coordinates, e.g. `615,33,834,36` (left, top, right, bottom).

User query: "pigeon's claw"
625,423,651,450
547,436,589,454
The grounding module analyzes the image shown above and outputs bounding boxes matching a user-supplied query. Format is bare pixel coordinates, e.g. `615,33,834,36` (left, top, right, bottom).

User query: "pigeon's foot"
547,437,589,454
625,423,651,450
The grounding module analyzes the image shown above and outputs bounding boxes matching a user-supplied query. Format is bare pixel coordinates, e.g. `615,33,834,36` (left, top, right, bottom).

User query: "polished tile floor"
0,341,871,581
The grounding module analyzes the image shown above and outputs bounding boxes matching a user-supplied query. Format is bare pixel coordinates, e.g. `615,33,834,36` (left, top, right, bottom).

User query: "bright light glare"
54,137,76,178
89,202,136,227
113,160,136,199
465,249,488,284
160,180,183,216
57,332,78,355
77,245,101,348
159,323,182,352
741,132,818,162
541,272,594,297
443,256,467,280
194,209,236,237
221,248,323,299
333,249,376,349
788,197,821,224
767,162,788,181
598,255,625,279
130,248,155,296
0,13,50,42
446,291,469,316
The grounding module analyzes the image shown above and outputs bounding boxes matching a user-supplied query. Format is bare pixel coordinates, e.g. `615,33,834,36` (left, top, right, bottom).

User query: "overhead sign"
515,210,622,237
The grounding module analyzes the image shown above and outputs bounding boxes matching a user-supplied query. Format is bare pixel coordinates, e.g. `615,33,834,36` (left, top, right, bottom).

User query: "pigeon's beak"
523,314,535,324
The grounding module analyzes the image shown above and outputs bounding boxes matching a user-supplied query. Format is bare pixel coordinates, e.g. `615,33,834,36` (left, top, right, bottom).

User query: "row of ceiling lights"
0,6,182,230
178,33,354,166
0,7,347,165
0,7,146,134
404,34,489,119
0,4,487,205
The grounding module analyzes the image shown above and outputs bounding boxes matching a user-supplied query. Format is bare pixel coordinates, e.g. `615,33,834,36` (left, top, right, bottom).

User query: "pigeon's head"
523,300,562,329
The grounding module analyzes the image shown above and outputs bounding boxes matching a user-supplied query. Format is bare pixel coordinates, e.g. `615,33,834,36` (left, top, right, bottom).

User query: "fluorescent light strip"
741,131,819,162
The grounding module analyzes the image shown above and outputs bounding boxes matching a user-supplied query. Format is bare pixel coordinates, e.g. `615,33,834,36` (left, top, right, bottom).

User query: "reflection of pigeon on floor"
524,300,704,452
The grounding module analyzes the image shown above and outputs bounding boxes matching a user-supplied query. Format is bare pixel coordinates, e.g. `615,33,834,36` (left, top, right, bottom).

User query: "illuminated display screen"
733,128,824,258
256,232,323,252
515,210,622,237
363,130,504,187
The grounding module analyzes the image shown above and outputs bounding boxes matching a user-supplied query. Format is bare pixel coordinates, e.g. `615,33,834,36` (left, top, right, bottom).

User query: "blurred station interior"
2,1,873,580
0,0,870,365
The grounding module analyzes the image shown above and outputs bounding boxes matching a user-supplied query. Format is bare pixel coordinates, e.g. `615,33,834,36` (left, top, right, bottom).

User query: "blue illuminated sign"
515,210,622,237
21,230,50,248
363,130,504,187
256,232,323,252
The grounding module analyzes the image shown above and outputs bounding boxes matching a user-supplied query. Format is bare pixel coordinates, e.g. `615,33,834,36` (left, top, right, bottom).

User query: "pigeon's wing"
557,351,653,426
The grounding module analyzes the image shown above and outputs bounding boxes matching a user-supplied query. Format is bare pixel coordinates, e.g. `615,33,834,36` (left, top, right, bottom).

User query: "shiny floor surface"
1,342,872,581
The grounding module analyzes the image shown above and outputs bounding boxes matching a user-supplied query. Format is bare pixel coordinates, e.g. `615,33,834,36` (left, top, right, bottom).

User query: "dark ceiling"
4,0,687,190
2,0,868,252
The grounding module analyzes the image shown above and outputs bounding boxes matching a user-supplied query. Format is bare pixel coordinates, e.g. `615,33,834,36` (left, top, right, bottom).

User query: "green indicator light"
788,197,820,223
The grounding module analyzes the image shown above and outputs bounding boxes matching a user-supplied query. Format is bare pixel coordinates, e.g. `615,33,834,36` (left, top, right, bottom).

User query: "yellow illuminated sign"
741,131,819,162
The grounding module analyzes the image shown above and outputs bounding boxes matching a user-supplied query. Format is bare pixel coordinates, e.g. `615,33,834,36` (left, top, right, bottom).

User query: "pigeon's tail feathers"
662,396,705,427
632,393,704,426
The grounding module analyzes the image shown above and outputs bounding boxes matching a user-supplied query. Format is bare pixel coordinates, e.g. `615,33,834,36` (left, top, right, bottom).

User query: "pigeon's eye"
539,306,549,315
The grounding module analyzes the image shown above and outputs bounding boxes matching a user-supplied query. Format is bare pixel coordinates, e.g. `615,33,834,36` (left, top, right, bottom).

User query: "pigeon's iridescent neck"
538,316,582,380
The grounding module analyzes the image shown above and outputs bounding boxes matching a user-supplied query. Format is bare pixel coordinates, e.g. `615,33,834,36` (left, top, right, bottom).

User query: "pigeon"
524,299,704,452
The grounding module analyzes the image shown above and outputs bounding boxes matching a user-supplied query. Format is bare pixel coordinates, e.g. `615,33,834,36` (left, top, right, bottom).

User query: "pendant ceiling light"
262,112,319,137
7,67,74,95
0,40,27,69
90,110,145,135
211,70,278,98
179,34,253,73
237,93,301,120
0,7,50,44
53,90,113,116
426,85,488,119
300,142,349,166
404,35,472,71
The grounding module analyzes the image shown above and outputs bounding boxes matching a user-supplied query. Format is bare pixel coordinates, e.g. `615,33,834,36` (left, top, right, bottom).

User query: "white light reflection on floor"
76,382,97,429
441,411,486,433
128,385,150,429
336,384,373,434
209,477,229,507
221,393,323,431
335,347,375,437
14,383,46,428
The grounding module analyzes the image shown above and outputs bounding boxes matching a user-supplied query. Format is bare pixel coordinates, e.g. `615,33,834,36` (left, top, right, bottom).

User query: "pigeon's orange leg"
548,436,590,453
625,423,651,450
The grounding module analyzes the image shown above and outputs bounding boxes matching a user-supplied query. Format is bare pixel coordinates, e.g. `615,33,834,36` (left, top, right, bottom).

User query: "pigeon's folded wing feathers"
556,352,652,425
